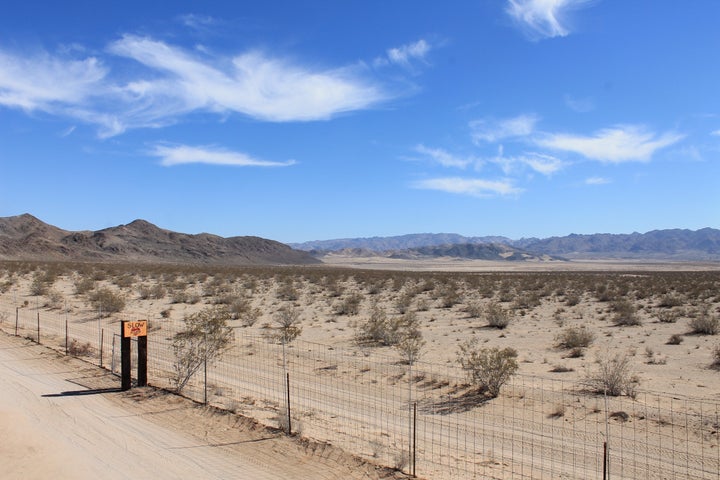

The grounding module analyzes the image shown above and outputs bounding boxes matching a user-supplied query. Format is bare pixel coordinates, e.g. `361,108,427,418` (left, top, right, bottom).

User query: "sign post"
121,320,148,391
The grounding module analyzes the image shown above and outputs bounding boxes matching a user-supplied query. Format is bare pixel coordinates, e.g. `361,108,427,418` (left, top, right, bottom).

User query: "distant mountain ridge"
0,214,319,265
292,228,720,261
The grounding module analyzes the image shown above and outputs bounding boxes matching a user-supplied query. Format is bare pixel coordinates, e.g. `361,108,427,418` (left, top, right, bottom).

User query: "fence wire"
3,304,720,480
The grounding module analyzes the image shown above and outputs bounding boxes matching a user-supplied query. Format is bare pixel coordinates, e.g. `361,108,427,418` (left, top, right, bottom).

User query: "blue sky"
1,1,719,243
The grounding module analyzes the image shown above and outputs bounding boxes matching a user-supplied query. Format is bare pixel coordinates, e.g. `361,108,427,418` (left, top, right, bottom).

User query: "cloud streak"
150,144,296,167
413,177,522,197
537,125,684,163
0,50,107,111
470,114,539,144
414,144,479,169
506,0,591,40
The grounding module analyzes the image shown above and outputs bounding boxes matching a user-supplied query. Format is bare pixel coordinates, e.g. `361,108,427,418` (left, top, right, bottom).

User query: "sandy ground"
1,259,720,478
0,332,401,480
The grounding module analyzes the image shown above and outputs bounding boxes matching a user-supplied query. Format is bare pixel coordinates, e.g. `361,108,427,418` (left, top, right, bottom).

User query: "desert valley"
1,214,719,479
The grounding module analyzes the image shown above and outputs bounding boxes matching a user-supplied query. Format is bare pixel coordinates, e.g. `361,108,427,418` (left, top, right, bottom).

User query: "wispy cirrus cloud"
413,177,522,197
470,114,539,144
585,176,610,185
506,0,592,40
414,144,480,169
537,125,684,163
0,36,391,137
374,39,432,70
0,50,107,111
149,144,296,167
108,35,387,128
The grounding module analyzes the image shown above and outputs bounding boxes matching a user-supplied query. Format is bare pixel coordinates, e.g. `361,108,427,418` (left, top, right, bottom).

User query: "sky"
1,1,719,243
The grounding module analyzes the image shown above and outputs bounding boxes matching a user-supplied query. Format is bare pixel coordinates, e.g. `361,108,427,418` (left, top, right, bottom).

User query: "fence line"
2,303,719,479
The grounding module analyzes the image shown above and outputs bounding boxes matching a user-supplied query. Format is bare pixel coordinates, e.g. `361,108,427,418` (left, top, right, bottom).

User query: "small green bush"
457,340,518,398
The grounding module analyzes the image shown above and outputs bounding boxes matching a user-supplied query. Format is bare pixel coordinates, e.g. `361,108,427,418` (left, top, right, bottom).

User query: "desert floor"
1,258,719,479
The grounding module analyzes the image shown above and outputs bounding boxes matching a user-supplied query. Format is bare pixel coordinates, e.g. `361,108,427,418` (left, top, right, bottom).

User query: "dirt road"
0,333,398,480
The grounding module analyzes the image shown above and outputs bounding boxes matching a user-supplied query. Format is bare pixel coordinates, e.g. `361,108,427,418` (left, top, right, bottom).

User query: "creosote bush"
172,306,234,393
486,302,512,329
555,325,595,350
585,352,638,397
273,306,303,344
688,308,719,335
457,339,518,398
87,287,126,314
612,299,641,326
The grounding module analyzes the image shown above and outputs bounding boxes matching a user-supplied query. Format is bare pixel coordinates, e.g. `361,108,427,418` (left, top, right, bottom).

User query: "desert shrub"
457,341,518,398
88,288,126,314
29,273,50,296
334,292,363,316
465,301,483,319
113,274,136,289
612,299,641,326
355,305,401,346
712,344,720,369
273,306,303,344
585,352,638,397
276,281,299,301
486,302,512,329
44,289,64,309
395,325,426,366
656,310,680,323
74,276,96,295
436,281,462,308
68,339,93,357
512,292,541,310
555,325,595,350
137,283,167,300
229,297,262,327
395,292,414,314
658,294,684,308
688,308,719,335
565,292,581,306
666,334,683,345
172,306,234,393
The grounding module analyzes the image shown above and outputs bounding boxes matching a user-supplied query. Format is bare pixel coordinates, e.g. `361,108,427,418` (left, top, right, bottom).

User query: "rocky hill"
0,214,319,265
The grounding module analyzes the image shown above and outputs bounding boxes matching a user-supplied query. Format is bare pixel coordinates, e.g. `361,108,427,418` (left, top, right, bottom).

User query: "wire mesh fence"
2,303,720,480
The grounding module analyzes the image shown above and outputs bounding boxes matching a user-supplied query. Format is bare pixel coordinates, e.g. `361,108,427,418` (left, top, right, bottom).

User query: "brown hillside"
0,214,319,266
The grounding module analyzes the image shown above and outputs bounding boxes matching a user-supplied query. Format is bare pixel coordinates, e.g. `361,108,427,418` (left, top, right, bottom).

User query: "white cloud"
519,152,565,175
506,0,591,40
711,129,720,137
108,35,387,128
491,149,565,176
387,39,430,66
470,114,539,144
413,177,522,197
0,37,390,137
0,49,107,111
414,144,479,169
149,144,296,167
585,176,610,185
537,125,684,163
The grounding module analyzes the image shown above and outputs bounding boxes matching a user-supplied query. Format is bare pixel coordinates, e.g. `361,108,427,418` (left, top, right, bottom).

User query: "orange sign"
123,320,148,338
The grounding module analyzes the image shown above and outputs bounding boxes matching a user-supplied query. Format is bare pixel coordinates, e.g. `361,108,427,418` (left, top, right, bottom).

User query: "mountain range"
291,229,720,261
2,214,719,265
0,214,319,265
